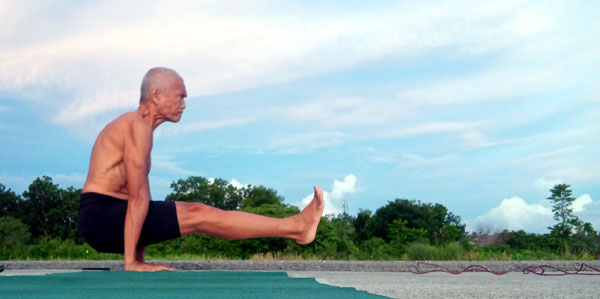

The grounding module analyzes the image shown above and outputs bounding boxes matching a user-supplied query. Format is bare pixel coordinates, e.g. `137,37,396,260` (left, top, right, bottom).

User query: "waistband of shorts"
80,192,126,206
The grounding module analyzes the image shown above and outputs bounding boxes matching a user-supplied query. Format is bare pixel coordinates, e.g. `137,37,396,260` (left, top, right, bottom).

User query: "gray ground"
289,271,599,299
2,261,599,298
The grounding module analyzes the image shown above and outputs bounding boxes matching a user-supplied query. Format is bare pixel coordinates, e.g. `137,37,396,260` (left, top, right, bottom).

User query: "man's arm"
122,121,172,271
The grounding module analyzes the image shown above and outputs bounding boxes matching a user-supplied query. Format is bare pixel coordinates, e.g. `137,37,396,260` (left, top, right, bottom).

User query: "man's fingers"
126,262,176,272
158,264,176,271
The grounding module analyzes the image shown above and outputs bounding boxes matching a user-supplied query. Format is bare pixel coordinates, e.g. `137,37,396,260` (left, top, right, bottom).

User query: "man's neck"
136,105,165,130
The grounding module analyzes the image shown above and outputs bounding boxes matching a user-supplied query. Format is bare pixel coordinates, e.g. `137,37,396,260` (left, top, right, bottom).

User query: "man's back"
82,112,151,200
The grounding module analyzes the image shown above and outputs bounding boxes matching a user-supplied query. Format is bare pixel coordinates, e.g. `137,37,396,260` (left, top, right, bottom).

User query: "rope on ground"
408,262,600,276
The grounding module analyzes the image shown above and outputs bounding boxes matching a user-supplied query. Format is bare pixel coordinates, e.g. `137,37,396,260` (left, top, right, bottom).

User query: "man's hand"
125,261,176,272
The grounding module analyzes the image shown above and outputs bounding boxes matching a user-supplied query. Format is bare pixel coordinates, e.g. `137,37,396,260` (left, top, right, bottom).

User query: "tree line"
0,177,598,260
471,184,599,259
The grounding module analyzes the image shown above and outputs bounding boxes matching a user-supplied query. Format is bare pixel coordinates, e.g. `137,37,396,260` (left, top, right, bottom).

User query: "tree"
366,199,458,244
387,219,427,249
439,224,462,245
354,209,372,241
0,184,24,219
445,212,466,237
241,185,285,209
242,203,300,218
0,216,31,247
572,221,599,255
331,213,356,240
166,176,244,210
547,184,578,239
21,176,80,239
57,186,82,241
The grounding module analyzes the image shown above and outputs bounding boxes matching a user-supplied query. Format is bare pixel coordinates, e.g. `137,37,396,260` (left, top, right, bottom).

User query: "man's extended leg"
175,186,324,244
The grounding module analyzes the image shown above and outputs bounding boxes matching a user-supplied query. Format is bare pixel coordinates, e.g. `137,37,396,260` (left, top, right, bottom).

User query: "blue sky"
1,1,599,233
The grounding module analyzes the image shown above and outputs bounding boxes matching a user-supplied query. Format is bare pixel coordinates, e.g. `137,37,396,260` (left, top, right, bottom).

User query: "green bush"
0,216,31,247
356,238,393,260
405,242,463,260
0,244,29,260
438,242,463,260
406,242,437,260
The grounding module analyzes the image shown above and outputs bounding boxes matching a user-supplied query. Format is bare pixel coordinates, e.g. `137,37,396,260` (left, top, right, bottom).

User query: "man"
79,67,324,272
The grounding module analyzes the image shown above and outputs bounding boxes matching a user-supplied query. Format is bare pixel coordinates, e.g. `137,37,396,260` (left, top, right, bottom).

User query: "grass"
405,242,463,261
1,239,597,261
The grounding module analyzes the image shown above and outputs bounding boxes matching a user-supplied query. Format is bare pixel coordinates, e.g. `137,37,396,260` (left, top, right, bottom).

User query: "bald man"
79,67,324,272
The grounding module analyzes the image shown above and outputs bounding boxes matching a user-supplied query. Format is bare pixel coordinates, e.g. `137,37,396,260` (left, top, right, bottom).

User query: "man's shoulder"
97,112,150,143
114,111,142,123
111,112,149,130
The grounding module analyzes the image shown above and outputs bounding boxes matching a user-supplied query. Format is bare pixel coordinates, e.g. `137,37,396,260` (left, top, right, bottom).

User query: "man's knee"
175,201,221,225
176,201,212,216
175,201,219,236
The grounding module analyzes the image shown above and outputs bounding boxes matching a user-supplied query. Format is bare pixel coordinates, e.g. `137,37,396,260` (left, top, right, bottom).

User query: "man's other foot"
294,186,325,244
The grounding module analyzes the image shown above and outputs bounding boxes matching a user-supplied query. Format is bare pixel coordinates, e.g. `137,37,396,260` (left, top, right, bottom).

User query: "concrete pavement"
2,261,599,298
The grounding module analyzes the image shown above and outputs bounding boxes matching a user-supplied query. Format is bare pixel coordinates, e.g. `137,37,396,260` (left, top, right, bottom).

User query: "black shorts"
78,193,181,254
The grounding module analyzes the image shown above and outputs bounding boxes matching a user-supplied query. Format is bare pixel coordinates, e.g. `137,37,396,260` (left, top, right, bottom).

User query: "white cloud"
330,174,358,200
52,89,138,125
574,200,600,230
510,146,582,165
396,66,562,107
229,179,245,189
0,0,560,130
271,96,407,128
296,174,357,216
514,145,600,185
152,155,199,176
268,132,348,154
469,194,597,233
272,94,491,146
156,116,258,138
383,121,484,138
207,178,248,190
505,10,551,38
543,163,600,184
534,177,562,192
402,153,458,166
468,196,553,233
571,194,593,213
367,150,458,167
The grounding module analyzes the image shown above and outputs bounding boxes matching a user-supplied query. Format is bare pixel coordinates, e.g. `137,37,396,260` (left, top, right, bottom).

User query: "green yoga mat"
1,271,388,298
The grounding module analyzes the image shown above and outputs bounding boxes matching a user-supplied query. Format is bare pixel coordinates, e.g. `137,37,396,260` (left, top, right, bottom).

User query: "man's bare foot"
293,186,325,244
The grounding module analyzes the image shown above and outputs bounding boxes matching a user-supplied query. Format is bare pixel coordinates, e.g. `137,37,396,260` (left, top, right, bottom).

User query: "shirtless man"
79,67,324,272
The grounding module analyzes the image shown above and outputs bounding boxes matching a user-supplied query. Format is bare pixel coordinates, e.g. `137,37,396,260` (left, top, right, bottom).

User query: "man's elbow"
127,191,150,205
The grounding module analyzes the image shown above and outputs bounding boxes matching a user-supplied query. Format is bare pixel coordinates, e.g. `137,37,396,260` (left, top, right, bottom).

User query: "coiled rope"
408,262,600,276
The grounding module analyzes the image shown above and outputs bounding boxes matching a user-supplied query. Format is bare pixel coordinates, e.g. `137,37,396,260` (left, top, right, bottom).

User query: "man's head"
140,67,187,122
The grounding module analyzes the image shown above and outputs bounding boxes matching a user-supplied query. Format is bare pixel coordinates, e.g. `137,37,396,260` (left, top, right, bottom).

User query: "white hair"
139,67,182,102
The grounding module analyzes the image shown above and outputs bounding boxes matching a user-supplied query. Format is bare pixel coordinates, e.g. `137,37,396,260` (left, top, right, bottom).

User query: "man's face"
159,78,187,123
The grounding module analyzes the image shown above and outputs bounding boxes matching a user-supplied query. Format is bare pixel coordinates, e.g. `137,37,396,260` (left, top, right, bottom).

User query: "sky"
1,0,598,234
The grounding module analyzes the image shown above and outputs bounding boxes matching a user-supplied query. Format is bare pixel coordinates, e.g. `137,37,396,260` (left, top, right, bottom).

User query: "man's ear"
150,88,161,104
